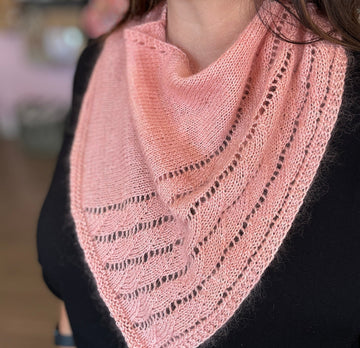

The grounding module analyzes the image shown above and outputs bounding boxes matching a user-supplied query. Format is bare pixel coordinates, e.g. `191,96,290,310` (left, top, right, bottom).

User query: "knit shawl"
69,0,348,347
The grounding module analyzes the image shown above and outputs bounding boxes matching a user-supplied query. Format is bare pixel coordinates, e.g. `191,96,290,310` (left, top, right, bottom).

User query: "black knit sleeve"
65,38,104,137
36,38,104,299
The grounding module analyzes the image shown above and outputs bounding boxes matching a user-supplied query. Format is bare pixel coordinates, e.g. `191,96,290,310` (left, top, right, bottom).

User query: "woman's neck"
165,0,258,73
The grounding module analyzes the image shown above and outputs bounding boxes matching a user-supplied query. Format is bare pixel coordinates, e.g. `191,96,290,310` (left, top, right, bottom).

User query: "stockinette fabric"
69,0,348,347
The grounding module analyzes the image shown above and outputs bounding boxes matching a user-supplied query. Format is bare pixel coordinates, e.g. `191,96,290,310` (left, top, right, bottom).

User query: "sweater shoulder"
64,38,104,137
336,49,360,144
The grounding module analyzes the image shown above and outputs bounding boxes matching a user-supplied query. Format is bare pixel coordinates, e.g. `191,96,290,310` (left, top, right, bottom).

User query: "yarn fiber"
69,0,348,347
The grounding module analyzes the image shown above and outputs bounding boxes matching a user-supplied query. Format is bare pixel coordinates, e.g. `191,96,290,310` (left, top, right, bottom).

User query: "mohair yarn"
69,0,348,346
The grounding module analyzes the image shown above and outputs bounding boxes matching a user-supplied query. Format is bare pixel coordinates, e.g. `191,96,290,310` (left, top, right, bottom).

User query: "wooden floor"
0,139,59,348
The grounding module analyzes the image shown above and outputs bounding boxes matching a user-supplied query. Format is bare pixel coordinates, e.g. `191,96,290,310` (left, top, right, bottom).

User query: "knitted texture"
69,0,348,347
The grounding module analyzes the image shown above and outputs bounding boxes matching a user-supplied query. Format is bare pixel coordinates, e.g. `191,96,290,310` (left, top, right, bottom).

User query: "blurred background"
0,0,127,347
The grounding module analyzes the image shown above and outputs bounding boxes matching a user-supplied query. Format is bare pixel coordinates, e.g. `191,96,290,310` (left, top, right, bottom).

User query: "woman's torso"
36,39,360,348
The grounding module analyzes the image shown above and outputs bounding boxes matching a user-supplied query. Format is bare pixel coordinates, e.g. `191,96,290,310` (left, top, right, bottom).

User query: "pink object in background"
80,0,129,38
0,31,73,138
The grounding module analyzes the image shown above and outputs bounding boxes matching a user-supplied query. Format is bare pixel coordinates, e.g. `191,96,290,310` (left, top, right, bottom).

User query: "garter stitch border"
69,0,348,347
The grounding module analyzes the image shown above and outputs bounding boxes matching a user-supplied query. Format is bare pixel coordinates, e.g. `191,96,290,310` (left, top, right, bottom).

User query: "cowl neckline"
69,0,348,346
123,0,283,82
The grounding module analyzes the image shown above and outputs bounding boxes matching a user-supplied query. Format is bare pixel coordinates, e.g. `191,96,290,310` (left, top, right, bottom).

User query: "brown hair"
95,0,360,52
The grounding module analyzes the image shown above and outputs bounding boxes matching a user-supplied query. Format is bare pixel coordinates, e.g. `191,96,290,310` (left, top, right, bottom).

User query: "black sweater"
36,38,360,348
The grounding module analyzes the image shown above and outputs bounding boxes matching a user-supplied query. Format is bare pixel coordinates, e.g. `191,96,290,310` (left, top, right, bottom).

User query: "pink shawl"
69,0,348,346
